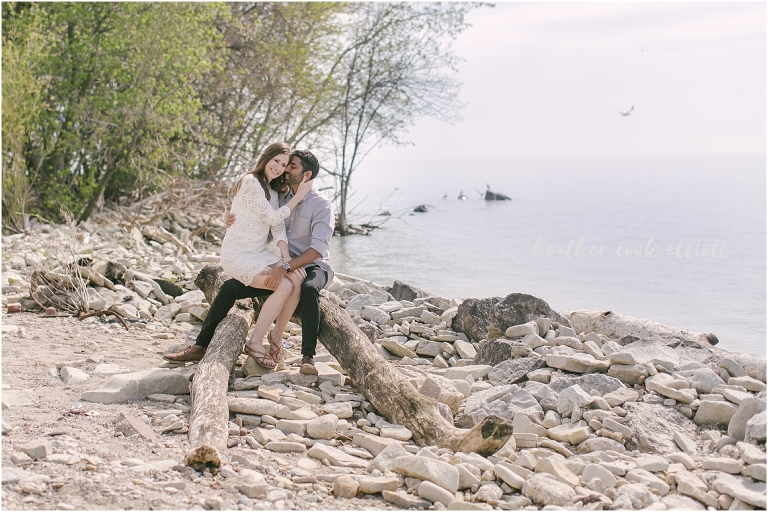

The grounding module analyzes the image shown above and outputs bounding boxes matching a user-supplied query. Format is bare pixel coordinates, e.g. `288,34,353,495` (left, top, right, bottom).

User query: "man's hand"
264,264,287,290
225,213,236,229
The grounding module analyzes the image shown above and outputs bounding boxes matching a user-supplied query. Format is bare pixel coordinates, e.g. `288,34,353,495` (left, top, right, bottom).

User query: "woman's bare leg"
243,274,294,357
270,272,304,349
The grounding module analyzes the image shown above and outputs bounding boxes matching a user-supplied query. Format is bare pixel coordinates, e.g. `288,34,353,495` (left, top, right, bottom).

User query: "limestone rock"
676,367,725,394
390,455,460,493
60,366,89,385
382,490,431,509
556,385,594,415
745,411,766,444
333,475,359,498
419,374,465,414
714,473,766,508
487,356,545,386
306,414,338,440
307,443,368,468
418,480,455,506
728,397,766,441
693,399,738,426
367,442,412,473
521,473,576,507
624,402,698,454
549,373,625,396
81,369,190,404
358,476,400,494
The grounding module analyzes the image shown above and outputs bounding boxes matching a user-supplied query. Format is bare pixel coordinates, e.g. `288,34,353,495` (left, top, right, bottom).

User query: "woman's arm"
240,177,291,227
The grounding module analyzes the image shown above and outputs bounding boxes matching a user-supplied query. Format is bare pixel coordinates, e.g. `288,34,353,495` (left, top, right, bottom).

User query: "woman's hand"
286,266,307,286
225,213,236,229
295,177,313,200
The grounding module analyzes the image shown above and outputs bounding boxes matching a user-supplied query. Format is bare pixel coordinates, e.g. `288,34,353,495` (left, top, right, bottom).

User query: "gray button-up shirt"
279,189,334,281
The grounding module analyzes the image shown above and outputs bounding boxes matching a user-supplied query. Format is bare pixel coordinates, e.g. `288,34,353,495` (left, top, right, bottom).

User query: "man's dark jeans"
195,265,328,358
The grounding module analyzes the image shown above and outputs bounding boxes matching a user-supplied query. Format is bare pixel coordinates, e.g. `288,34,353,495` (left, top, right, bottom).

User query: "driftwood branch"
186,266,255,471
187,265,513,470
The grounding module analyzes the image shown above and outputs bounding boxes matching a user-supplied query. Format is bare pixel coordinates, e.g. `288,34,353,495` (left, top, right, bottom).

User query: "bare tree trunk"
185,267,255,471
190,265,512,469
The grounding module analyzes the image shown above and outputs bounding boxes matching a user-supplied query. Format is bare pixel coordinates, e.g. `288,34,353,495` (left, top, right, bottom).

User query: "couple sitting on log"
164,142,334,375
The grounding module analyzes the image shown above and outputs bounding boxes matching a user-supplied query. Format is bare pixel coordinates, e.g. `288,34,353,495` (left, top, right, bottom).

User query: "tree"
1,3,56,231
194,2,346,182
326,3,477,235
3,3,227,224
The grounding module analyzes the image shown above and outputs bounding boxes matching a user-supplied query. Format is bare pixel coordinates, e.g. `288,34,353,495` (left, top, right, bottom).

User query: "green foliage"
2,2,481,232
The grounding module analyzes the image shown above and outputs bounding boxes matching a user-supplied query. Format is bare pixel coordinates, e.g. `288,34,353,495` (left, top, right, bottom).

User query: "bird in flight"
619,106,635,117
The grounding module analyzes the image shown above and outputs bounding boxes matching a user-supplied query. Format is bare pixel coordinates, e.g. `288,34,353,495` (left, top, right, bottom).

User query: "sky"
361,2,766,168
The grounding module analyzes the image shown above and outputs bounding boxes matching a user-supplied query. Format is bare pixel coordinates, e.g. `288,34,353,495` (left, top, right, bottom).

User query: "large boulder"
728,397,766,441
454,294,570,342
474,339,517,366
624,402,698,455
487,357,545,386
389,280,431,302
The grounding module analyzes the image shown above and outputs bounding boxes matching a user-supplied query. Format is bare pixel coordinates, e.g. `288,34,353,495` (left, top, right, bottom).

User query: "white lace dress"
220,175,290,285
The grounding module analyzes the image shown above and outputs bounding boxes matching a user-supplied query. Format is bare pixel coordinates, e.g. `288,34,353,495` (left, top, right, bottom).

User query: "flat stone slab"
2,390,37,409
308,443,368,468
390,455,460,492
81,369,190,404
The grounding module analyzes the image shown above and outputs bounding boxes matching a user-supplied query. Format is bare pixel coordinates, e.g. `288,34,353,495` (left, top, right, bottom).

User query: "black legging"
195,265,328,358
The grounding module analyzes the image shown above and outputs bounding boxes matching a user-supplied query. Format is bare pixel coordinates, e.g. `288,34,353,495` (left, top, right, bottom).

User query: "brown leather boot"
162,344,206,362
299,356,318,375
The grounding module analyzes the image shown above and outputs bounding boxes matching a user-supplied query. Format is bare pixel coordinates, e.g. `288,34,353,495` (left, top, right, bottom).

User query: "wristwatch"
282,262,291,271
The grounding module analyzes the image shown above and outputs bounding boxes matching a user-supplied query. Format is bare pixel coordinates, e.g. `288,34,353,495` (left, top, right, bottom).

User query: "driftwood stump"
188,265,513,470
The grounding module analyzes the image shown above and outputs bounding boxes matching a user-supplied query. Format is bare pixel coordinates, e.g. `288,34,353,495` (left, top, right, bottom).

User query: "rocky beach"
1,212,766,511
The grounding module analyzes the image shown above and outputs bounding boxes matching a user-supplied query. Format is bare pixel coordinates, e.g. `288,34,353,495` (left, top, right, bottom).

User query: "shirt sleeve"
239,176,290,227
309,203,334,257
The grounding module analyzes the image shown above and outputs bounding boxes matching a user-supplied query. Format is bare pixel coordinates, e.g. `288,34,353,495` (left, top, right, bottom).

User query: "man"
163,150,334,375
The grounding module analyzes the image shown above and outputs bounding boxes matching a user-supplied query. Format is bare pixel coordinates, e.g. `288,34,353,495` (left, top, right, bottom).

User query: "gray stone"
603,387,639,407
505,322,539,338
493,463,525,489
14,440,51,460
2,390,37,409
611,483,659,510
382,490,431,509
607,364,648,385
455,385,543,428
742,463,766,482
154,303,182,321
81,369,190,404
675,367,726,394
60,366,89,385
418,480,455,506
443,365,492,380
368,441,412,473
556,384,594,415
453,294,570,342
307,443,368,468
694,399,738,426
306,414,338,440
728,397,766,441
419,375,464,414
380,338,418,359
390,455,460,492
487,356,545,386
721,358,748,378
702,457,744,474
1,467,34,484
729,376,766,393
624,402,698,454
475,483,503,503
221,469,268,498
582,464,617,488
745,411,766,444
673,432,698,455
626,468,670,495
662,494,705,510
358,476,400,494
546,353,609,373
577,437,626,453
322,401,353,419
473,339,516,367
521,473,576,507
353,432,404,458
549,373,625,396
389,280,431,302
714,473,766,508
361,305,390,325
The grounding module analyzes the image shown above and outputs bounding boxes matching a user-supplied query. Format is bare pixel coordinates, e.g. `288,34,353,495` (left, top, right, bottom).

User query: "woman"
221,142,312,368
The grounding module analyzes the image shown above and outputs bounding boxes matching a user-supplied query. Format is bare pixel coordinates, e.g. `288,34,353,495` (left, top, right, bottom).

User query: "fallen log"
185,266,255,471
188,265,513,470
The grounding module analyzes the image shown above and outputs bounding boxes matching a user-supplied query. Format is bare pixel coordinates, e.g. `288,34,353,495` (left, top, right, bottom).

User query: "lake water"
329,156,766,356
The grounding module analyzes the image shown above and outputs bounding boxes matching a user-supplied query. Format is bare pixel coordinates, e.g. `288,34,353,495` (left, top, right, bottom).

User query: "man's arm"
264,248,321,284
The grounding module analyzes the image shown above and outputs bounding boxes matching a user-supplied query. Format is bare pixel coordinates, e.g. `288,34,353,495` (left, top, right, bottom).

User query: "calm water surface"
329,156,766,355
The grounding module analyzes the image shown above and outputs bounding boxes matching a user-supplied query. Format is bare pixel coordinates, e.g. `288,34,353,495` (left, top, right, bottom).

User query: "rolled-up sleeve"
309,204,334,257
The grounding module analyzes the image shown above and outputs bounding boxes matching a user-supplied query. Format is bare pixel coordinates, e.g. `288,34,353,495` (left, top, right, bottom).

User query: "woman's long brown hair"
231,142,291,200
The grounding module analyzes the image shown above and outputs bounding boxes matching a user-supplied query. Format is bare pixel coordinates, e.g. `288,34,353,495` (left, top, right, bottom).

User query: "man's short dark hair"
290,150,320,180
